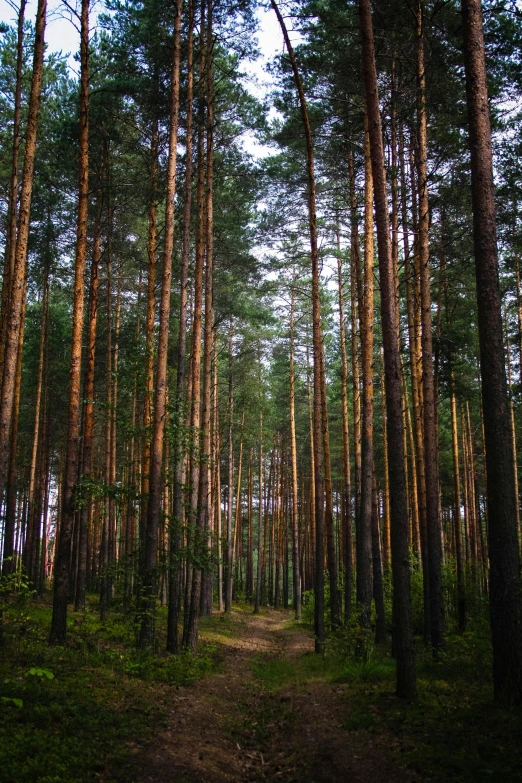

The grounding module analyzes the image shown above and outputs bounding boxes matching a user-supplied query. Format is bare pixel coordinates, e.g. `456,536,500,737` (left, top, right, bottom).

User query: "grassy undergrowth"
252,615,522,782
356,628,522,782
0,593,223,783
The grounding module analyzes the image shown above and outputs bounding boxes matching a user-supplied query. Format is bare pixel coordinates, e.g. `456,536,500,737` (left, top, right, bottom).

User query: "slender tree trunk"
0,0,47,524
185,6,214,648
372,474,386,644
505,314,520,535
405,140,430,644
289,285,302,619
76,205,101,611
348,151,362,520
416,0,444,652
168,0,194,653
246,448,254,602
49,0,88,644
5,276,27,577
336,230,353,622
0,0,27,380
462,0,522,705
140,115,159,563
254,409,263,614
357,123,375,632
271,0,325,653
224,322,234,612
139,0,182,648
182,9,207,643
100,221,113,621
450,383,465,631
359,0,416,697
23,266,49,584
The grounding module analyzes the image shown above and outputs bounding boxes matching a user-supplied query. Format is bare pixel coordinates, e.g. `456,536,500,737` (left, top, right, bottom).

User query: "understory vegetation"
1,0,522,776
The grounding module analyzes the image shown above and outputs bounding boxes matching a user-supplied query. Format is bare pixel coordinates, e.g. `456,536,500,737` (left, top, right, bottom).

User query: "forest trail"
119,609,408,783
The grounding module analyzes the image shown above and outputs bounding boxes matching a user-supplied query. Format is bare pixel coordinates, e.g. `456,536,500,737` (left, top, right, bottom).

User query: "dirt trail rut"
119,610,408,783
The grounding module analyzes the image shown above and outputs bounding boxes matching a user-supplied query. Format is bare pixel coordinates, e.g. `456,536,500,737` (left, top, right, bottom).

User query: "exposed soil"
116,609,412,783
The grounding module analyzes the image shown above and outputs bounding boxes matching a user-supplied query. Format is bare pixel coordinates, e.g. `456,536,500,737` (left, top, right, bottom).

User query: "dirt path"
118,609,409,783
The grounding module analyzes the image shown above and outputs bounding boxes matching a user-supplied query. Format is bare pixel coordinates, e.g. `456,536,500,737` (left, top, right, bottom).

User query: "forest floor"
119,607,407,783
2,597,522,782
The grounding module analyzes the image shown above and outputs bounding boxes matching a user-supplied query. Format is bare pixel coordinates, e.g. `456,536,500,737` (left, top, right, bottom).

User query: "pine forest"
0,0,522,779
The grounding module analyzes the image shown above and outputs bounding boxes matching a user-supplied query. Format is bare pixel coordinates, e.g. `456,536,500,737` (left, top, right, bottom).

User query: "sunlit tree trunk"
185,7,214,645
75,203,101,611
416,0,444,653
450,378,465,631
0,0,27,381
357,123,375,632
140,114,159,563
348,151,362,519
224,322,234,612
168,0,194,653
139,0,182,648
289,285,302,619
336,229,353,621
254,408,263,614
372,475,386,644
23,265,49,586
0,0,47,534
49,0,88,644
359,0,416,697
271,0,325,652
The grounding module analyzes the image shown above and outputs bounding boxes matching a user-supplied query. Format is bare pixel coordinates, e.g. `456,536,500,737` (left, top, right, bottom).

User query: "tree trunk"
359,0,417,698
140,114,159,567
462,0,522,705
254,409,263,614
49,0,88,644
348,151,362,521
357,122,375,632
76,205,101,611
271,0,325,653
336,228,353,622
185,9,214,646
0,0,47,524
416,0,444,653
23,265,49,586
168,0,194,653
139,0,182,648
0,0,27,381
224,322,234,612
289,284,302,619
372,475,386,644
450,381,466,631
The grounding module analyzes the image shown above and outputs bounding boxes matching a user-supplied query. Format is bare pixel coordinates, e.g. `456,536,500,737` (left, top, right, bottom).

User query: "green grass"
251,614,522,781
336,626,522,782
251,649,345,690
0,594,221,783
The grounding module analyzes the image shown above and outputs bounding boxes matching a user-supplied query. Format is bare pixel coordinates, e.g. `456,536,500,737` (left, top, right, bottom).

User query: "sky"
0,0,288,157
0,0,310,279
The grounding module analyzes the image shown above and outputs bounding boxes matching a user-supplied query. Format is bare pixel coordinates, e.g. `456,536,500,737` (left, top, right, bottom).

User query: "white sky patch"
239,5,283,159
0,0,81,71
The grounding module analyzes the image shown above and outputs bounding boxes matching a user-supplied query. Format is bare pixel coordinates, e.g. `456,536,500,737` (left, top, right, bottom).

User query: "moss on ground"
0,594,221,783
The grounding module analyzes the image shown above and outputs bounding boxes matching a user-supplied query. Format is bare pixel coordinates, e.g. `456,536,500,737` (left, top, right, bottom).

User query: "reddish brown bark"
139,0,183,648
0,0,27,382
357,123,375,629
271,0,325,652
168,0,195,654
49,0,88,644
462,0,522,705
359,0,416,697
0,0,47,527
75,204,102,611
416,0,444,652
